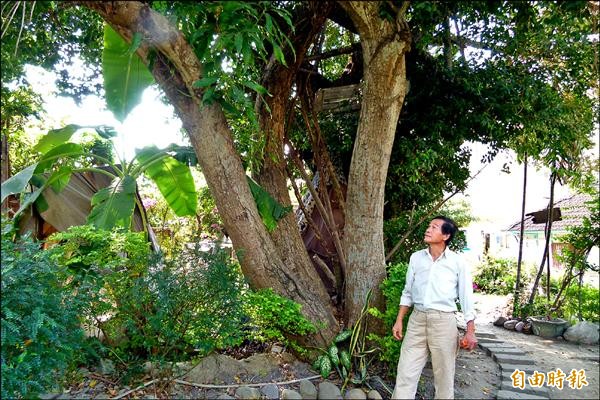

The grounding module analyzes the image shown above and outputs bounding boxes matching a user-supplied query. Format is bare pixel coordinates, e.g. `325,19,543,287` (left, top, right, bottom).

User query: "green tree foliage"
1,1,104,100
291,1,596,262
0,86,43,176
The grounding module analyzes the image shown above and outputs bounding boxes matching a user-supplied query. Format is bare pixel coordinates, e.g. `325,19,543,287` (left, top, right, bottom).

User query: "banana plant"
1,124,198,233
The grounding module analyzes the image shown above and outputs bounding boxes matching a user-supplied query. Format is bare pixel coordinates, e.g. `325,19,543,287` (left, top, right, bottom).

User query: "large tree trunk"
83,1,337,346
339,2,411,326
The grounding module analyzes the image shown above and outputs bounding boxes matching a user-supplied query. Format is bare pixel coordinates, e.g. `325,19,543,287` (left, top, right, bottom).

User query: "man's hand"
392,320,403,340
462,331,478,350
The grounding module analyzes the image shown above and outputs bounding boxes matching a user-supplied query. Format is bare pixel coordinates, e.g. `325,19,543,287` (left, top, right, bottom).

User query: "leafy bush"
48,225,151,341
1,223,86,399
473,257,533,295
368,262,411,368
244,288,316,353
48,226,316,362
561,283,599,322
515,274,598,322
113,248,249,359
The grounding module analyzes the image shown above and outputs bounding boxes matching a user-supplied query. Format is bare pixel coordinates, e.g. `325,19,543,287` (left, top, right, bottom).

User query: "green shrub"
561,283,599,322
517,275,598,322
47,226,316,362
473,257,533,295
113,248,248,359
368,262,411,368
1,225,86,399
244,288,316,353
48,225,152,343
48,227,250,360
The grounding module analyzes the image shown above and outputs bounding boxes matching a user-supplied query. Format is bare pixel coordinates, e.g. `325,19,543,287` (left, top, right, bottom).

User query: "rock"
261,383,279,400
235,386,261,399
367,390,383,400
521,320,533,334
271,344,284,353
494,316,507,326
217,394,235,400
318,382,343,399
344,388,366,400
503,319,518,330
184,352,297,385
281,389,302,399
99,358,115,375
564,321,599,344
515,321,524,332
299,380,318,399
143,361,156,375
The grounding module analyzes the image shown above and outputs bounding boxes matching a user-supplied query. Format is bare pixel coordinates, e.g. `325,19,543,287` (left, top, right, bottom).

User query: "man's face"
424,219,450,245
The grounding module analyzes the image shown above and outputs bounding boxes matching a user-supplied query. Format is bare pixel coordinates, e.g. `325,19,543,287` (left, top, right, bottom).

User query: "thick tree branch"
305,43,360,62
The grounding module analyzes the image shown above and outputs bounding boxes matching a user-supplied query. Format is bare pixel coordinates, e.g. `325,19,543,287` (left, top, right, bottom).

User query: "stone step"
476,332,497,339
477,337,505,344
478,341,521,349
484,347,524,356
499,364,538,375
496,389,549,399
501,371,547,382
493,353,534,365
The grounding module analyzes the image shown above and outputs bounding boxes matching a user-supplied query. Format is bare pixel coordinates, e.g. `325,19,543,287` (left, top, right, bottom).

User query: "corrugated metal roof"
505,193,595,233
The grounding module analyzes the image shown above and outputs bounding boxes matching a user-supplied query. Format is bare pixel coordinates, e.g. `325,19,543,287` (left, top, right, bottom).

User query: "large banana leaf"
87,175,137,230
135,146,197,217
33,124,81,153
35,143,84,173
246,176,292,232
103,24,154,122
47,166,73,194
0,164,38,203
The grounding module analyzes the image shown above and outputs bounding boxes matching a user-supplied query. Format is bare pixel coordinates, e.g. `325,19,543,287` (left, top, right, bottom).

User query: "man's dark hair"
432,215,458,245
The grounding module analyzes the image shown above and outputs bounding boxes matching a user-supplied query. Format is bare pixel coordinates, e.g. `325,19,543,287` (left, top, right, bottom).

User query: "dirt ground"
467,293,600,400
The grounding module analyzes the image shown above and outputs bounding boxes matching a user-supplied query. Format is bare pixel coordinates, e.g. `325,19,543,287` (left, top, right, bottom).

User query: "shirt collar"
425,246,451,261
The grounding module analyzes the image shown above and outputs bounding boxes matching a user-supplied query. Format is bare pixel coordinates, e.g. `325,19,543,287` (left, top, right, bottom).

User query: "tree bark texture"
82,1,337,345
1,131,10,211
339,1,411,326
254,1,339,324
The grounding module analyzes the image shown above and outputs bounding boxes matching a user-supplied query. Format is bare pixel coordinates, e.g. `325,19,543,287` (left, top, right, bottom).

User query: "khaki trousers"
392,308,459,399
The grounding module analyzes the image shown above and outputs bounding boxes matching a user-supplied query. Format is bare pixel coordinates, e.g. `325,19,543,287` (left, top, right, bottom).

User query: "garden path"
471,293,599,400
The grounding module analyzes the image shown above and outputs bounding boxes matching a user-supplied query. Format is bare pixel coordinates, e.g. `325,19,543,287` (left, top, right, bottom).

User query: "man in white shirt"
391,216,477,399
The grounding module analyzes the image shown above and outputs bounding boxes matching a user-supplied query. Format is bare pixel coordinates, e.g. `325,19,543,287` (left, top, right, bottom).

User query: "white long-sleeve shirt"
400,247,476,322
